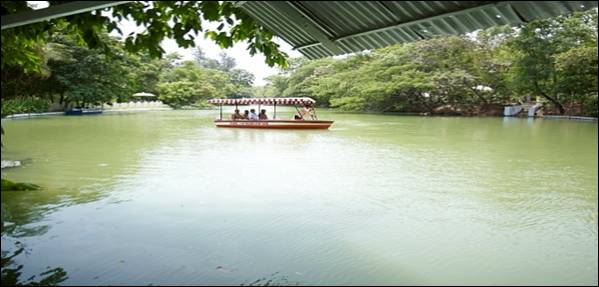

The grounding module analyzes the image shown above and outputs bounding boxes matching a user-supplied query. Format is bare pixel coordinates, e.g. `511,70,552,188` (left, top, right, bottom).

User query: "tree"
555,46,598,115
217,52,236,72
507,10,598,114
157,81,216,108
157,60,246,106
229,69,255,87
1,1,289,71
43,32,132,107
262,75,289,97
193,46,219,69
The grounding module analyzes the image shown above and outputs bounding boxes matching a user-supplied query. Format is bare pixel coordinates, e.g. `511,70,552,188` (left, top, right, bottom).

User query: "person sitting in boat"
243,110,250,120
231,109,243,120
259,109,268,120
249,109,259,120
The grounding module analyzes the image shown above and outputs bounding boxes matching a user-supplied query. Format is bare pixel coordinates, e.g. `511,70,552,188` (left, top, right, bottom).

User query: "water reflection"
1,188,100,285
241,272,300,286
1,189,108,237
1,242,68,286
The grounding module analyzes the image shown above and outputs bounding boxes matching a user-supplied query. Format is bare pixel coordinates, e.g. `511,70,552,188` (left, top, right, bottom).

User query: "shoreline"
1,108,597,122
1,108,172,120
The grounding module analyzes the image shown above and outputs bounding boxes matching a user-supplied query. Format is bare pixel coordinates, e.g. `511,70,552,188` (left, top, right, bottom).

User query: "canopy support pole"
219,104,223,120
274,102,277,119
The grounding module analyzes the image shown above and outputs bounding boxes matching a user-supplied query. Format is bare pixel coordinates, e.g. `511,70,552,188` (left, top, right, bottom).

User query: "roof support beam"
267,1,343,55
1,1,132,30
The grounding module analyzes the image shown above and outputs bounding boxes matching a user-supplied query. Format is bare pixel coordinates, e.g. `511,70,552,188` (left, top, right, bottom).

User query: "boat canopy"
208,97,315,106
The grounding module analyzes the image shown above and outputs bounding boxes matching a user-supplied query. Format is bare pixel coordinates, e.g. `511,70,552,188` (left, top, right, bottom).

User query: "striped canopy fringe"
208,97,316,105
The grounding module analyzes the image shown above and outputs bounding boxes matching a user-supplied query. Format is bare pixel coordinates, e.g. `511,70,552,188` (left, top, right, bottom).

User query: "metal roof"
2,1,597,60
237,1,599,59
1,1,132,30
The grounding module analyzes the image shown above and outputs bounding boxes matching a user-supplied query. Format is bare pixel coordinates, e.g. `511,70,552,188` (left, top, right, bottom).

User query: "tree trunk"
534,81,565,114
539,90,565,114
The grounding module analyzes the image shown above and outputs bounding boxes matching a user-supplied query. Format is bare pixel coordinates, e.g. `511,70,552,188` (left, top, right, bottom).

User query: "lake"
1,110,597,285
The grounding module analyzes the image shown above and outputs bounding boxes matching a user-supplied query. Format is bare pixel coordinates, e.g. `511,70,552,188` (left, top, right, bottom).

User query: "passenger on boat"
259,109,268,120
231,109,243,120
249,109,259,120
243,110,250,120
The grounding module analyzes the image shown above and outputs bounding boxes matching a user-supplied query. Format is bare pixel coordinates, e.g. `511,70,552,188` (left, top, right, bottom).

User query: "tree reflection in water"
1,243,68,286
241,272,301,286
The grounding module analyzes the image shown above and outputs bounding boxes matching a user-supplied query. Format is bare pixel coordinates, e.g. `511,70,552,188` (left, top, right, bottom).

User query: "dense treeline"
2,0,290,116
260,10,598,116
0,26,255,115
2,28,254,116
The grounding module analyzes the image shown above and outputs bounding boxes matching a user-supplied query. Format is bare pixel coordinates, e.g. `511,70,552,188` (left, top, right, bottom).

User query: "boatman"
299,103,316,120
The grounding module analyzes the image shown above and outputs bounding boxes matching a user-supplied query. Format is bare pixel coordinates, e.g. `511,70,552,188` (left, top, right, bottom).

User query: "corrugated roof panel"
242,6,297,45
326,2,364,32
385,29,407,43
238,1,599,59
402,28,420,41
403,1,427,18
243,2,312,45
338,38,364,53
383,2,414,21
463,11,487,30
364,35,383,49
365,2,397,24
354,1,394,27
351,37,371,51
491,4,523,25
335,40,355,54
437,18,459,35
445,15,470,34
298,47,318,60
304,2,355,33
511,1,592,21
354,36,375,50
341,2,381,31
379,30,397,46
258,2,317,43
312,45,333,57
300,2,359,34
418,1,438,15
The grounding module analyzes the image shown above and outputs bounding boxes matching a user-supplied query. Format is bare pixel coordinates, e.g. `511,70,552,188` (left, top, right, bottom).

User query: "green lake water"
1,110,597,285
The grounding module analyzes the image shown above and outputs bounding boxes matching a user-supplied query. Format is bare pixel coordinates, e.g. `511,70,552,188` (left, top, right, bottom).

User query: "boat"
64,107,103,116
207,97,334,129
